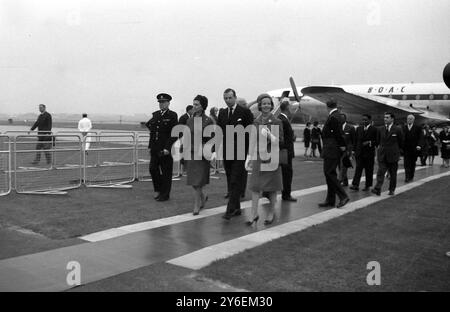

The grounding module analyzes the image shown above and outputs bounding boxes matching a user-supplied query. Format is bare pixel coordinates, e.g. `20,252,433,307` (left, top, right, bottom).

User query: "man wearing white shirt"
78,113,92,151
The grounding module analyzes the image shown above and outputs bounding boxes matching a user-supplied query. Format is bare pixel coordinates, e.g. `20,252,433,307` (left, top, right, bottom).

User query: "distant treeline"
0,119,147,131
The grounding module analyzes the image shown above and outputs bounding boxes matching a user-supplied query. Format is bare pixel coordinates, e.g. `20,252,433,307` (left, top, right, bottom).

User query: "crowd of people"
144,89,297,224
27,93,450,225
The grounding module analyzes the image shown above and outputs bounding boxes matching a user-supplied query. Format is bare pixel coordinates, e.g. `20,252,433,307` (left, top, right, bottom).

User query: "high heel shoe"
200,195,208,210
245,215,259,226
264,216,275,225
193,210,199,216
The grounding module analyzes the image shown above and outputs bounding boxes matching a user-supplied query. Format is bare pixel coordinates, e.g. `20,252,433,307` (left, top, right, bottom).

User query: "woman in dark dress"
185,95,214,215
439,125,450,168
245,93,284,225
428,125,439,165
310,121,322,157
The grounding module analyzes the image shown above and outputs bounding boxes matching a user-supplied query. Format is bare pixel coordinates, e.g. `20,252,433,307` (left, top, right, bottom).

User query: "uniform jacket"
376,124,404,163
217,104,254,161
146,109,178,152
321,109,346,159
353,125,377,158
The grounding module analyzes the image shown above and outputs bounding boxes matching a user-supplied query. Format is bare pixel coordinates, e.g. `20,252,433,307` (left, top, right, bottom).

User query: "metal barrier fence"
84,134,136,188
136,132,151,181
0,135,12,196
0,131,224,195
14,134,83,194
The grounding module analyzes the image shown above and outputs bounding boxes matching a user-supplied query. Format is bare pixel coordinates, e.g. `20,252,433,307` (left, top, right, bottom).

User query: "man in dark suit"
318,99,349,208
350,114,377,191
178,105,194,125
371,112,404,196
30,104,53,165
146,93,179,201
177,105,194,177
278,99,297,202
338,113,356,186
217,88,254,219
402,114,423,183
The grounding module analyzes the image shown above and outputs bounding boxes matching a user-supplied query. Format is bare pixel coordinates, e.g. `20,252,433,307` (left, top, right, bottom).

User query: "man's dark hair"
39,104,46,109
223,88,236,97
313,121,319,126
186,105,193,112
384,112,395,119
326,99,337,108
362,114,371,120
280,101,290,112
82,113,87,118
306,122,311,126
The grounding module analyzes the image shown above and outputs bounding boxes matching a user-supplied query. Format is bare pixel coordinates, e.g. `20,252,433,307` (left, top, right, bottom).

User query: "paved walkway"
0,165,447,291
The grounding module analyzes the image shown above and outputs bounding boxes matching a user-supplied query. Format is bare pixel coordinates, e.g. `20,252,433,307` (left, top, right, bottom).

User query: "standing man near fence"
30,104,52,165
78,113,92,152
146,93,178,202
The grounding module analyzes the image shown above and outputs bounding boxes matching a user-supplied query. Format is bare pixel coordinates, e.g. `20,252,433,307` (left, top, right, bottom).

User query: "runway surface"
0,163,447,291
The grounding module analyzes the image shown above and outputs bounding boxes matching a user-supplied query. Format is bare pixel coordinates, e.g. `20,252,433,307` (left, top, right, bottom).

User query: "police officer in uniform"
146,93,178,201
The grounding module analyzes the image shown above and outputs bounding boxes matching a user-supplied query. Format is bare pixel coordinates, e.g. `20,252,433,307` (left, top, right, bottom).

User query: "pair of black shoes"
154,193,169,201
318,197,349,208
282,196,297,202
372,188,395,196
222,209,241,220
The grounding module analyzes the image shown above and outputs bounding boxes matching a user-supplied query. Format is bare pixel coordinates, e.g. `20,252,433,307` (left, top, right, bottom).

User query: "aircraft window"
402,95,407,100
429,94,434,100
415,95,420,100
444,94,449,100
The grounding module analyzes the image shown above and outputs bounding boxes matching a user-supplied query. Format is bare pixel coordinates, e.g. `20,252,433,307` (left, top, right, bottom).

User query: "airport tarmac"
0,155,448,291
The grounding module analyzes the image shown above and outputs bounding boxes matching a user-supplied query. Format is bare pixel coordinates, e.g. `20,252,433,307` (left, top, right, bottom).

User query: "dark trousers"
374,159,398,192
404,153,418,181
149,151,173,198
323,157,348,204
352,155,375,188
240,170,248,197
281,156,293,198
34,142,52,164
224,160,245,214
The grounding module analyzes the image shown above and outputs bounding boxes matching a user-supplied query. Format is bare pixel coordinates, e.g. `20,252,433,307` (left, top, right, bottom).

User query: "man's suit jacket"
354,125,377,158
321,110,346,159
278,113,295,158
178,113,190,125
217,104,254,161
31,111,52,141
376,124,404,163
402,124,423,157
342,123,356,153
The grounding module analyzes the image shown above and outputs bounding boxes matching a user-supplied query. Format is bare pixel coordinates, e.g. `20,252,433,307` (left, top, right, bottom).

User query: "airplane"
250,63,450,126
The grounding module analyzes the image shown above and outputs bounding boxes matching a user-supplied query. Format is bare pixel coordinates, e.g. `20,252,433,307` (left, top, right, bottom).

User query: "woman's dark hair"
194,94,208,110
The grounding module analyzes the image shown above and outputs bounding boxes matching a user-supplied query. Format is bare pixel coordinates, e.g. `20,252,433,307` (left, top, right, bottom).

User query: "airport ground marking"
167,169,450,270
80,167,425,242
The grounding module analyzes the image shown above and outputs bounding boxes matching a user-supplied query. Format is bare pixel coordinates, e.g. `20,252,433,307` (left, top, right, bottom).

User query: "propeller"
288,76,303,121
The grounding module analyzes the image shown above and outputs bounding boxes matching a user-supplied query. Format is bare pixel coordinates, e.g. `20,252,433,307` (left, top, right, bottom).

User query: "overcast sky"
0,0,449,116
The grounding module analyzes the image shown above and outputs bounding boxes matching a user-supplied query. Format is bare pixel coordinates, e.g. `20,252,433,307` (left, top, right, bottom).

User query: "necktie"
385,125,389,136
228,108,233,120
